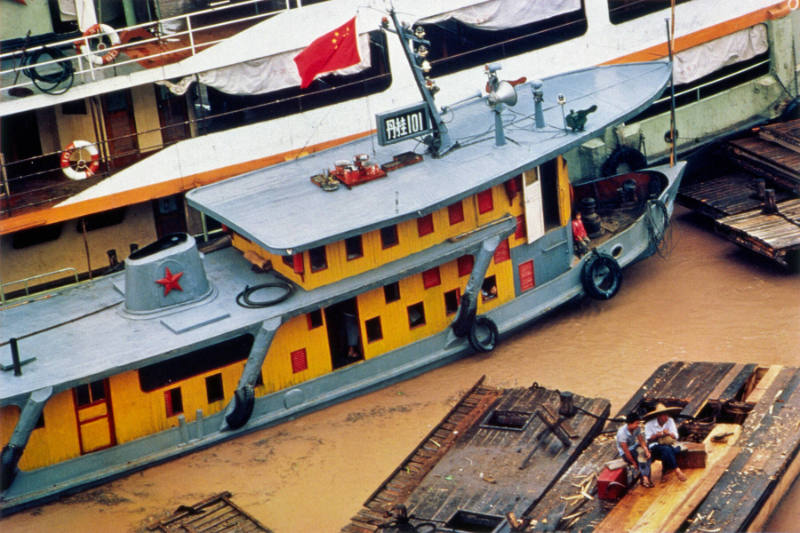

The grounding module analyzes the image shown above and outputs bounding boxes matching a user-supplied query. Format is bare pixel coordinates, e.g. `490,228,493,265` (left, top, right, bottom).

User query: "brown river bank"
2,205,799,532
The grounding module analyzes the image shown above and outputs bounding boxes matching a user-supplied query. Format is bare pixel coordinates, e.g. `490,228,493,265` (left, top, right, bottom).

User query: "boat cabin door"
325,298,363,369
522,168,546,242
73,379,117,454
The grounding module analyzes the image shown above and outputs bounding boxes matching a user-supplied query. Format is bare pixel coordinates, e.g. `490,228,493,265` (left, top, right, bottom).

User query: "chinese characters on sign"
376,102,434,146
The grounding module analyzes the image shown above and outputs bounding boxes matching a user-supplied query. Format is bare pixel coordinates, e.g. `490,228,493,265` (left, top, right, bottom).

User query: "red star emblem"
156,267,183,296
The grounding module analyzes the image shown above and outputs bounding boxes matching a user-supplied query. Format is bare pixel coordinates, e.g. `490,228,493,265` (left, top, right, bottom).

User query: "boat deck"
342,377,611,532
526,361,800,532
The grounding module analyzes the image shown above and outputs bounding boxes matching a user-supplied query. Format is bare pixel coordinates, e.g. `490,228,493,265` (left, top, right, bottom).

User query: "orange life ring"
74,24,120,65
60,140,100,180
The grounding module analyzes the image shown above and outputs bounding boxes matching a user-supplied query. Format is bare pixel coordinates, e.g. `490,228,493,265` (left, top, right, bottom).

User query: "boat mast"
383,8,454,157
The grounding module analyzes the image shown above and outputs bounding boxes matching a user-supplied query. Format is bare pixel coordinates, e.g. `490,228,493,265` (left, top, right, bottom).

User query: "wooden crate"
677,442,707,469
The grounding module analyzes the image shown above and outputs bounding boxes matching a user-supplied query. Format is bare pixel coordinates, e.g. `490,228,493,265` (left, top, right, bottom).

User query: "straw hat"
644,402,681,420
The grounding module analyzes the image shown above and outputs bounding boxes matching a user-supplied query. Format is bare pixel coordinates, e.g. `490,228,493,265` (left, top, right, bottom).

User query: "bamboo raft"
526,362,800,532
342,377,611,533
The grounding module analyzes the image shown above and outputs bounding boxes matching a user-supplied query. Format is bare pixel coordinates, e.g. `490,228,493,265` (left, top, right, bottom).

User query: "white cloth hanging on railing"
58,0,98,31
416,0,581,31
673,24,767,85
158,33,371,96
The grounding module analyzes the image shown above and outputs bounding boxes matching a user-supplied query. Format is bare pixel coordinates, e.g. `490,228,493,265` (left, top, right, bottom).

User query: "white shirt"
644,416,678,448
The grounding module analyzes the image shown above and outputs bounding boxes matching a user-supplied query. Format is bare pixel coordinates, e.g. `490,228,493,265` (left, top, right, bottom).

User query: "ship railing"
0,0,291,101
0,267,79,305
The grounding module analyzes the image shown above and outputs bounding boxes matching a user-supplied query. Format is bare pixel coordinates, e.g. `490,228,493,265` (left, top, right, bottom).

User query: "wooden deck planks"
687,367,800,532
594,424,741,533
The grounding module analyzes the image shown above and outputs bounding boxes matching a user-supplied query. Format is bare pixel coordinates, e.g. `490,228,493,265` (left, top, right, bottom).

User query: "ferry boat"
1,0,797,301
0,8,682,512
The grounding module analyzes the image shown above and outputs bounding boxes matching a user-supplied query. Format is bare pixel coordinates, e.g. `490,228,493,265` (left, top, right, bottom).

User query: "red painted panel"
477,190,494,213
417,213,434,236
515,214,527,240
494,239,510,263
291,348,308,373
457,255,474,277
519,260,535,292
448,201,464,225
422,267,441,289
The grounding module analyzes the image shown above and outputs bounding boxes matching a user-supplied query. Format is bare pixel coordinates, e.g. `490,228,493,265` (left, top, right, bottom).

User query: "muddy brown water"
2,206,799,532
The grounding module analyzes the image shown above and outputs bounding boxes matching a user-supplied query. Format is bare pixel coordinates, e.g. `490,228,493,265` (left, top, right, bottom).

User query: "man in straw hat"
616,411,654,488
644,402,687,483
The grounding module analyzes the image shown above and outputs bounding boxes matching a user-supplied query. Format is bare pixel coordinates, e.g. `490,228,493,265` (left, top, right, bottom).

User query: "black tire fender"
468,316,499,353
581,253,622,300
601,146,647,177
225,385,255,430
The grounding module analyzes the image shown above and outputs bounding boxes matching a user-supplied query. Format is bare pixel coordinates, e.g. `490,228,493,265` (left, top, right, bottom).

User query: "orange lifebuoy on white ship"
75,24,120,65
60,140,100,180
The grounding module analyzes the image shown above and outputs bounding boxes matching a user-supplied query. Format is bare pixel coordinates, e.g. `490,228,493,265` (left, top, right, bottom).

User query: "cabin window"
477,190,494,214
407,302,426,329
457,255,474,277
75,379,106,407
422,267,441,289
608,0,694,24
419,5,587,77
515,214,527,240
345,235,363,260
307,309,324,329
164,388,183,417
381,225,399,248
417,214,434,236
493,239,510,263
309,246,328,272
519,260,535,292
365,317,383,342
384,281,401,303
61,100,87,115
11,223,63,249
206,374,224,403
76,207,126,232
138,334,255,392
481,276,498,301
291,348,308,374
448,201,465,225
444,289,461,315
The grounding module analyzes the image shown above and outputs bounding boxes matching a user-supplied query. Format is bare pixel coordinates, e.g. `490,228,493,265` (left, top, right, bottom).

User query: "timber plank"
682,362,747,418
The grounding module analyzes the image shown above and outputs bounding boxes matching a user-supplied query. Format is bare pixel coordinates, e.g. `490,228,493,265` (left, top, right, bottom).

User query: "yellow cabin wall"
131,85,164,153
0,390,81,471
557,156,572,226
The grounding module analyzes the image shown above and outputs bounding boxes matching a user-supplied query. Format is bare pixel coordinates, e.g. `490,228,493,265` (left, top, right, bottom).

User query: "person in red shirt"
572,212,591,256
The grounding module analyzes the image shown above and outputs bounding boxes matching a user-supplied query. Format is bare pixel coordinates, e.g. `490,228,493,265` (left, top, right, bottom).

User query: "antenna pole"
386,9,454,156
665,18,677,168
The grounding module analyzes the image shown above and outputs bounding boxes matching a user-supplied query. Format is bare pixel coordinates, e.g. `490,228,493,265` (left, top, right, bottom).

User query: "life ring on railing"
225,385,255,430
74,24,121,65
601,146,647,177
581,252,622,300
60,140,100,180
468,315,499,353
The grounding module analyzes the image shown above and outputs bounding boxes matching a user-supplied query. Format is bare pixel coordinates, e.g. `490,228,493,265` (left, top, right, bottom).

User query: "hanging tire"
468,316,499,353
601,146,647,177
581,253,622,300
225,385,255,430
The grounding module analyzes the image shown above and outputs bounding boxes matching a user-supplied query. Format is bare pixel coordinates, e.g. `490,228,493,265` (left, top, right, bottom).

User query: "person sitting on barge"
644,403,688,483
616,412,653,488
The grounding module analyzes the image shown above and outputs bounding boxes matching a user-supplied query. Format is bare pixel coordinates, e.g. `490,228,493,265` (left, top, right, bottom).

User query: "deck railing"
0,0,292,100
0,267,79,304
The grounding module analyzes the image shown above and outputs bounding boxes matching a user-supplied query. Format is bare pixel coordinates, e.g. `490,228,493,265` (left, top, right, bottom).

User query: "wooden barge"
678,118,800,270
345,362,800,532
343,377,611,532
146,491,272,533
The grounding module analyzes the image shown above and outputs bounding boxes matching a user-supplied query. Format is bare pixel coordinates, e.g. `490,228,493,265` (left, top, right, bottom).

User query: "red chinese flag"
294,17,360,89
